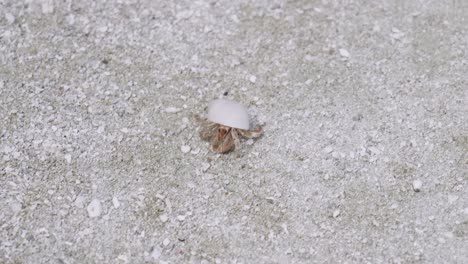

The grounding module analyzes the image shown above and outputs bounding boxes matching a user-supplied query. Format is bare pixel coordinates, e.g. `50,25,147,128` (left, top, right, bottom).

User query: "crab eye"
207,99,250,130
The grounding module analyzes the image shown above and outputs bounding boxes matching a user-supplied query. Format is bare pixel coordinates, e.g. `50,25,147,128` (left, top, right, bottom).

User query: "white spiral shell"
207,99,250,130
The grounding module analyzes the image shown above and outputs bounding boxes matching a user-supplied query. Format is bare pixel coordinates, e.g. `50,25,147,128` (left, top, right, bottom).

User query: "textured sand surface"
1,0,467,263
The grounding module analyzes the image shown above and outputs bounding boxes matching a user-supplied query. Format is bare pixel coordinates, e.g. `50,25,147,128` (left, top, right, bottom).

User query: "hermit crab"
196,99,262,153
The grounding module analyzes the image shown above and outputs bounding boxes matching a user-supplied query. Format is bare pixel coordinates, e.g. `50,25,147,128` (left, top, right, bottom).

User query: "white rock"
9,200,22,214
391,28,405,40
159,214,168,223
304,54,314,62
448,194,459,204
176,10,193,20
438,237,446,244
177,215,186,221
87,199,102,218
64,154,72,164
78,228,93,236
444,232,454,239
323,146,333,153
201,162,210,172
190,148,200,155
412,180,422,192
74,195,86,208
41,0,54,14
12,151,21,159
5,13,15,25
369,146,381,155
162,238,170,247
373,24,381,32
2,145,13,153
151,246,162,259
249,75,257,83
117,255,128,262
332,209,340,218
165,107,180,113
66,14,75,25
97,25,108,33
112,197,120,208
181,145,191,153
339,48,350,58
231,14,240,23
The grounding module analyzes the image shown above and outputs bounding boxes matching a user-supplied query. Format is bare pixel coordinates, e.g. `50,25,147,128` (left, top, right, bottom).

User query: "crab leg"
238,126,263,138
231,129,241,150
194,115,219,141
199,123,218,141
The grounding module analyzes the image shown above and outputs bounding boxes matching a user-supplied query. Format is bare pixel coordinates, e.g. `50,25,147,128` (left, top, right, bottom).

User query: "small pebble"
74,195,86,208
5,13,15,25
112,197,120,208
391,28,405,40
87,199,102,218
369,146,381,155
66,14,75,25
332,209,340,218
190,148,200,155
9,200,22,214
323,146,333,154
412,180,422,192
64,154,72,164
201,162,210,172
165,107,180,113
339,48,350,58
117,255,128,262
249,75,257,83
159,214,169,223
181,145,191,153
162,238,170,247
41,1,54,14
304,54,314,61
177,215,186,221
448,194,459,204
444,232,454,239
151,246,161,260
